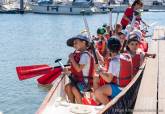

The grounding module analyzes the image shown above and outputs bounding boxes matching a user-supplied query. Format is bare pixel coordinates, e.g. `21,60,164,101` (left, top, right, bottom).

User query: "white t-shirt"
79,52,91,84
79,52,90,76
108,54,120,78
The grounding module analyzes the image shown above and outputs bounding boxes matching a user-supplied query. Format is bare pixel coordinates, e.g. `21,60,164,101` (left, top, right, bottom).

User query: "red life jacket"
121,7,141,28
139,40,148,52
99,58,111,86
111,54,133,87
132,54,141,76
70,51,94,86
121,7,134,27
104,34,110,40
96,39,107,56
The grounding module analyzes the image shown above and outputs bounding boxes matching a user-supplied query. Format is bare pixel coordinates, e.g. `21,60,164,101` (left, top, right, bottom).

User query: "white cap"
133,29,142,39
126,24,133,32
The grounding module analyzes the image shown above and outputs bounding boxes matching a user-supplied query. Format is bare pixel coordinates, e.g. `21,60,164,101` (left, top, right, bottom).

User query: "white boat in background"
29,0,97,14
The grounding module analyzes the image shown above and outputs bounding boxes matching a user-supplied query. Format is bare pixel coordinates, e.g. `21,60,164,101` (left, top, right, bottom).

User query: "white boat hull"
30,3,94,14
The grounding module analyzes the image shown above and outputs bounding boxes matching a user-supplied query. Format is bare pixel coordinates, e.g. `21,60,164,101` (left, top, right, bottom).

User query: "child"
64,35,95,104
114,24,122,36
126,34,156,76
117,30,127,52
94,27,108,57
132,29,149,52
121,0,143,29
94,37,133,105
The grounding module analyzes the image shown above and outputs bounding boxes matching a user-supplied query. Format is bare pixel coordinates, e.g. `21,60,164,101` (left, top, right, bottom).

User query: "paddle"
16,64,51,80
114,11,120,30
16,64,69,80
81,10,100,66
108,7,113,36
37,59,68,85
37,67,62,85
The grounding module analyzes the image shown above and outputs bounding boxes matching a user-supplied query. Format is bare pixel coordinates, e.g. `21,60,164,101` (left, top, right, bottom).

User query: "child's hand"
152,54,156,58
149,54,156,58
97,66,106,75
62,67,71,75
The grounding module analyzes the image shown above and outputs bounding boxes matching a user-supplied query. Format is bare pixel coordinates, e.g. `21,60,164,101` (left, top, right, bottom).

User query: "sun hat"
67,34,90,47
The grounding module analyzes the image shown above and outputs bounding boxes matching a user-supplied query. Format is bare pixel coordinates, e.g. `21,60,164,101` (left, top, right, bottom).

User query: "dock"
134,26,165,114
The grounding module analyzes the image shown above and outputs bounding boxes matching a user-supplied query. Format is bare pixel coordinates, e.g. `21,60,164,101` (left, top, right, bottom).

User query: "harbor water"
0,12,165,114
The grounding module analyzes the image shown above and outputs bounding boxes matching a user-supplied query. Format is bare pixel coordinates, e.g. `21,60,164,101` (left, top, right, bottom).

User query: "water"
0,12,165,114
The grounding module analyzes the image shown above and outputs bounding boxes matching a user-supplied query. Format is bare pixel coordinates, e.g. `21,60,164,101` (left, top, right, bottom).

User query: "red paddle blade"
37,67,62,85
16,65,52,80
82,98,98,106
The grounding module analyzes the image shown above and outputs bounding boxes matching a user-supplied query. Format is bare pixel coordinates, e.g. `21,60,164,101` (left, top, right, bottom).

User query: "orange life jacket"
99,54,133,87
70,51,94,86
96,39,107,56
104,34,110,40
111,54,133,87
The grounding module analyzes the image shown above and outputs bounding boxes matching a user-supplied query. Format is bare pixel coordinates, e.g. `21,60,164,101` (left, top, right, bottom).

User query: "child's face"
97,34,103,39
119,34,126,45
73,39,86,50
135,4,143,10
117,27,122,33
128,41,139,52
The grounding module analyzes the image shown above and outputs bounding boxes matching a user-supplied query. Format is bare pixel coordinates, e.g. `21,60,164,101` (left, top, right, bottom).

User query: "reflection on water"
37,84,53,92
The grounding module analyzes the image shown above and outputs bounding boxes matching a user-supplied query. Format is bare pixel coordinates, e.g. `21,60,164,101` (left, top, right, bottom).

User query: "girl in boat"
64,35,95,104
117,30,127,53
94,37,133,105
125,33,156,76
121,0,143,29
132,29,149,52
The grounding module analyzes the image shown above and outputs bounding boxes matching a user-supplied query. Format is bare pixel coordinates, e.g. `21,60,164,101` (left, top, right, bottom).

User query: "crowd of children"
63,0,156,106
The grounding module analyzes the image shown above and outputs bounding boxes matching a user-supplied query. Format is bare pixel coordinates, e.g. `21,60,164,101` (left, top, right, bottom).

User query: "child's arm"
93,77,100,90
98,69,113,83
69,53,85,72
96,49,104,65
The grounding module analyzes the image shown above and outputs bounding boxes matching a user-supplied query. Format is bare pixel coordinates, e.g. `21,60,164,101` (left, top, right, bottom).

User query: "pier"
134,26,165,114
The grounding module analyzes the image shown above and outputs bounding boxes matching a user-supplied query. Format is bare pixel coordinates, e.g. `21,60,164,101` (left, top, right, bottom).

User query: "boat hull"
30,3,94,15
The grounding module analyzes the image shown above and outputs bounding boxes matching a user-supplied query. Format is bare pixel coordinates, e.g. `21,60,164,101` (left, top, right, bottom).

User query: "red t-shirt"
121,7,134,27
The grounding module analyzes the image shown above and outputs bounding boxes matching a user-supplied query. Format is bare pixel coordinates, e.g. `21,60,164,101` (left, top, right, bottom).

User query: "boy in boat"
94,27,108,57
64,35,95,104
94,37,133,105
121,0,143,29
125,34,156,76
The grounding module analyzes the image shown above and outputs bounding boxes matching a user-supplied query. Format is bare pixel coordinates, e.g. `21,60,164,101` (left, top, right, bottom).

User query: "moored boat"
29,0,95,15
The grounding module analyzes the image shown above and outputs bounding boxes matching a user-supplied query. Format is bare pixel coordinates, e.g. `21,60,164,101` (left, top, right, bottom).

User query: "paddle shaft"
109,8,113,32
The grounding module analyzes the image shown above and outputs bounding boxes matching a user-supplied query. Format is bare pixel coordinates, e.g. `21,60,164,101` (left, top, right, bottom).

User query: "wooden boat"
36,60,146,114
